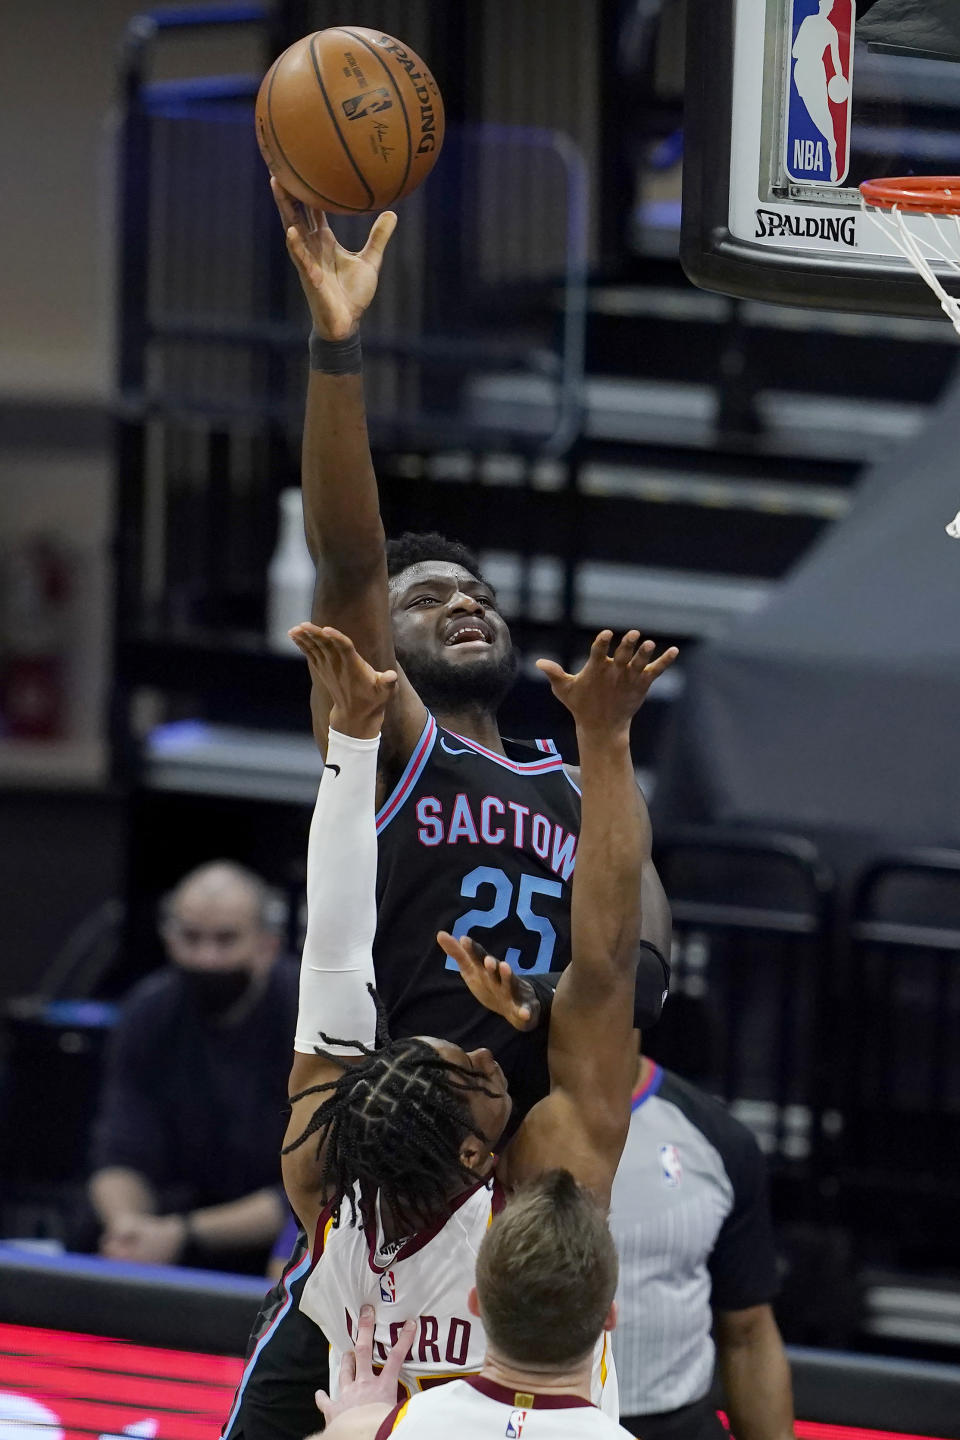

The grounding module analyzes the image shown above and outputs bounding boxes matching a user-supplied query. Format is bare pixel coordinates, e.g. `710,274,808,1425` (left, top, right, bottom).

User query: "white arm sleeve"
294,727,380,1056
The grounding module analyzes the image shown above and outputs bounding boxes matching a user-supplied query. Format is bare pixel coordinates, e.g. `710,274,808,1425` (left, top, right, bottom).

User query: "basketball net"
860,183,960,538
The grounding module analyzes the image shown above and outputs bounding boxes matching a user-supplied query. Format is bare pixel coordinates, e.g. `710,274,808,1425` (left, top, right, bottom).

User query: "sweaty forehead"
389,561,483,599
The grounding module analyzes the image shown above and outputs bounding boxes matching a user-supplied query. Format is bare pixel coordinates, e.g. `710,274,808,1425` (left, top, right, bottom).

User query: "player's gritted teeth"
444,618,494,647
389,561,519,708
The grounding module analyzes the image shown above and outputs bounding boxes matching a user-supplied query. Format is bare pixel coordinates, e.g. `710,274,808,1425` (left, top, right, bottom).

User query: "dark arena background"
2,0,960,1436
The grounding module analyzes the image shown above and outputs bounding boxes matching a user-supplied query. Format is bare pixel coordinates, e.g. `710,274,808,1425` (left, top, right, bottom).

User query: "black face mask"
180,967,252,1019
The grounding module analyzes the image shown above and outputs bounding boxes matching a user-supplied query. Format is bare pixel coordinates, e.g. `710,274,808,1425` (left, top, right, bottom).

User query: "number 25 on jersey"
448,865,563,973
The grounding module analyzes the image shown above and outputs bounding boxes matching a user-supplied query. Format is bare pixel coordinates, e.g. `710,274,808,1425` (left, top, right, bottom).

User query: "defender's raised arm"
460,630,678,1204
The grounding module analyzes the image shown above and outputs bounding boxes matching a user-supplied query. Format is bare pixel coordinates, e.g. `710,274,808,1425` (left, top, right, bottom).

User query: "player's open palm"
314,1305,415,1427
537,630,679,738
290,623,397,740
436,933,541,1032
271,177,396,339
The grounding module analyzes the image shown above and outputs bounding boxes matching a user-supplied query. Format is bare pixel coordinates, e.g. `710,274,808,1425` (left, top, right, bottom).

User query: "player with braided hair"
279,622,677,1419
284,1025,501,1236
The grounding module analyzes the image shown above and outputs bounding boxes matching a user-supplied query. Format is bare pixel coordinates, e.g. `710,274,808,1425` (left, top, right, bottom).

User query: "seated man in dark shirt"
88,860,297,1274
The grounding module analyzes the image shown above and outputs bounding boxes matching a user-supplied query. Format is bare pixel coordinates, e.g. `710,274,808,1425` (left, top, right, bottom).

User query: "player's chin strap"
294,728,380,1056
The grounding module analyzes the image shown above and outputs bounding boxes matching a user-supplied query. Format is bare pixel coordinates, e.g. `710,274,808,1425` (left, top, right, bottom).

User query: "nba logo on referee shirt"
784,0,855,185
659,1143,682,1187
379,1270,396,1303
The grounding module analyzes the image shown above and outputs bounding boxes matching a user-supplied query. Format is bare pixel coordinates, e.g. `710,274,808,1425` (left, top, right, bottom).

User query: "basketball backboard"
682,0,960,317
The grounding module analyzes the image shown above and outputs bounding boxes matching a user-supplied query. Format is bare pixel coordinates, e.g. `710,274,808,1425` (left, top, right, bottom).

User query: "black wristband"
527,976,558,1031
308,329,362,374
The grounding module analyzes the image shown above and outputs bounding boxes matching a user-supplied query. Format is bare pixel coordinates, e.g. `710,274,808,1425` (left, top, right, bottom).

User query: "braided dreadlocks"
284,988,502,1235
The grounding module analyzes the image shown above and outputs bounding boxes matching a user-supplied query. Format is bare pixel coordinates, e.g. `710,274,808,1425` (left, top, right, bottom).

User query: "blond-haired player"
314,1169,637,1439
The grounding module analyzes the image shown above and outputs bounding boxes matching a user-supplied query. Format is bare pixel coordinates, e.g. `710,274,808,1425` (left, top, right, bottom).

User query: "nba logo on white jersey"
659,1143,682,1187
379,1270,396,1304
506,1411,527,1438
785,0,855,185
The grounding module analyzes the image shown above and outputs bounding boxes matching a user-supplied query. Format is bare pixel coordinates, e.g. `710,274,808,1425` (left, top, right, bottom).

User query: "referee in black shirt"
611,1055,795,1440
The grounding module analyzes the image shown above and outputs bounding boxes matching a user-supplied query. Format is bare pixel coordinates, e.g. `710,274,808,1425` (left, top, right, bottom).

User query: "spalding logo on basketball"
255,27,445,214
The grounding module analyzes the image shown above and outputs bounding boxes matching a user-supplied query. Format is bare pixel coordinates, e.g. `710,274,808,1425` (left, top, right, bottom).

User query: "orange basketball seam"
265,46,370,213
307,33,376,212
334,27,413,205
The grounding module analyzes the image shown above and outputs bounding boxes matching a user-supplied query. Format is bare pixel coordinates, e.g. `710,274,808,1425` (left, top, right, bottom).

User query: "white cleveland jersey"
299,1180,618,1417
373,1376,635,1438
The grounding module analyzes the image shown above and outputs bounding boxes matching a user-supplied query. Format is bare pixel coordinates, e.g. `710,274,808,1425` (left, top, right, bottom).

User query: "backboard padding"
859,0,960,65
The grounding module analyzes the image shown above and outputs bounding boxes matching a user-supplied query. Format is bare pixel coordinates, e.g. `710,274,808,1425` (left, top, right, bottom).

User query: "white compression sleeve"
294,728,380,1056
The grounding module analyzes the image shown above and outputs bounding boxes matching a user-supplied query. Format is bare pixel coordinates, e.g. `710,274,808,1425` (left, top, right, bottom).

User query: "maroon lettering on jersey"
418,1314,441,1363
445,1316,471,1366
346,1310,476,1379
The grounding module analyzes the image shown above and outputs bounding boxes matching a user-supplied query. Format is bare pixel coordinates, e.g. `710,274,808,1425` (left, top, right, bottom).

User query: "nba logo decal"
659,1143,682,1187
342,87,393,121
379,1269,396,1304
785,0,855,185
506,1411,527,1438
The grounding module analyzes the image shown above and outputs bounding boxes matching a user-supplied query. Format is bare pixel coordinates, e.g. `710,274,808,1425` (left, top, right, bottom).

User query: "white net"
860,195,960,332
861,191,960,538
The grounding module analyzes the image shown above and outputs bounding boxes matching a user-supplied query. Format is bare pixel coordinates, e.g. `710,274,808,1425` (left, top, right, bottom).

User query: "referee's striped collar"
631,1061,663,1112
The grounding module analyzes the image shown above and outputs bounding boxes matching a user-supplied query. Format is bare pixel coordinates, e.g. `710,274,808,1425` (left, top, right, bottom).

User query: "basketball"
827,74,849,104
255,28,445,214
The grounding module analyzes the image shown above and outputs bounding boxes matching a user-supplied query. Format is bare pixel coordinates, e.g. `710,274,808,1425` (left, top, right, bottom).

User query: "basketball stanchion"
860,175,960,536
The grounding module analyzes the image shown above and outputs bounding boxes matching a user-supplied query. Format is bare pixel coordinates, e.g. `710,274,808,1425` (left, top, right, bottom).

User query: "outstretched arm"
496,630,678,1201
563,763,673,1022
281,629,398,1235
272,181,426,765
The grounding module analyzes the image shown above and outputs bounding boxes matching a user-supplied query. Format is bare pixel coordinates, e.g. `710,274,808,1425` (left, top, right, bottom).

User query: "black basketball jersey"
223,724,582,1440
373,713,581,1117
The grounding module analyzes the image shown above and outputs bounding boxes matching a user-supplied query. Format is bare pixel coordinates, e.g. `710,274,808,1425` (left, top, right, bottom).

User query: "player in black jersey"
270,178,672,1045
221,186,674,1440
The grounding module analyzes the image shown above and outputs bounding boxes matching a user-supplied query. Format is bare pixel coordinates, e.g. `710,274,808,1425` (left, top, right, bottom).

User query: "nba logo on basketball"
379,1270,396,1304
785,0,855,185
506,1411,527,1438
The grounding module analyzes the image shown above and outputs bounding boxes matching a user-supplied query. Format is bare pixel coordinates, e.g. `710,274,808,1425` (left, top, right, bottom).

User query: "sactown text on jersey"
414,794,577,880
